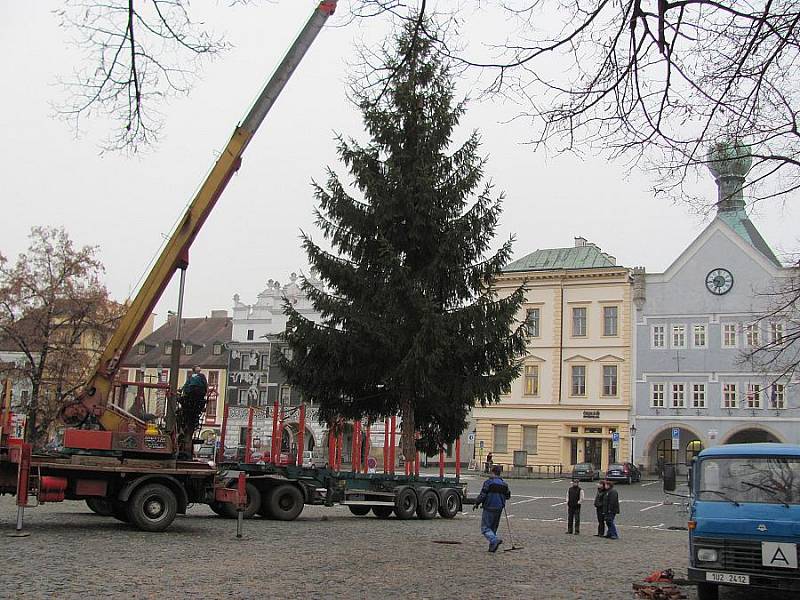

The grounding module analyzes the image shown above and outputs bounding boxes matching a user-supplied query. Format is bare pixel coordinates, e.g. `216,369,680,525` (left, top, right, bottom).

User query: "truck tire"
219,482,261,519
266,484,304,521
372,506,394,519
696,583,719,600
111,501,131,523
416,489,439,519
86,497,114,516
126,483,177,532
437,489,461,519
348,505,371,516
394,487,417,520
208,501,226,516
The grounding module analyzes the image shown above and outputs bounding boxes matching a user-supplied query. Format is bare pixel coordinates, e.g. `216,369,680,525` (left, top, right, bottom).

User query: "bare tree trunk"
400,395,415,469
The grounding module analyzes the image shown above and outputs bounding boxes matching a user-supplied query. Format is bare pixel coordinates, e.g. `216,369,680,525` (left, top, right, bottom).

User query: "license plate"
706,572,749,585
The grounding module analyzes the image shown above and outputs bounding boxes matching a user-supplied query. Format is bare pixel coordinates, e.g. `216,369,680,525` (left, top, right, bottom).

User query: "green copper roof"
717,209,782,267
504,244,618,272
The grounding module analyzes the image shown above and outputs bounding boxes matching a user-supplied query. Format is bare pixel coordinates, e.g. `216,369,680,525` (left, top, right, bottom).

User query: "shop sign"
582,410,600,419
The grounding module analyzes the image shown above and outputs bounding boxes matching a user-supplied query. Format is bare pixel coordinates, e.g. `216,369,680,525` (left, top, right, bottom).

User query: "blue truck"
688,443,800,599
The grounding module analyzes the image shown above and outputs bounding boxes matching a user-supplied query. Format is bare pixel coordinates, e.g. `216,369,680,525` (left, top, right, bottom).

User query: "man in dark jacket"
474,464,511,552
566,479,584,534
602,480,620,539
593,480,607,537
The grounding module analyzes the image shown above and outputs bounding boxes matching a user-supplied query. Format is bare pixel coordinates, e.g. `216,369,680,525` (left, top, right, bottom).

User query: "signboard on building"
582,410,600,419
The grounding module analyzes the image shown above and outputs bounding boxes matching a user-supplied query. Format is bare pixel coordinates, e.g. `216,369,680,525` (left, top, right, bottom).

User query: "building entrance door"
584,438,602,468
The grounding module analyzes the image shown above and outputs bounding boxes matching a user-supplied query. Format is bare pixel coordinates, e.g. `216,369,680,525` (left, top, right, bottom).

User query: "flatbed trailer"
211,463,467,522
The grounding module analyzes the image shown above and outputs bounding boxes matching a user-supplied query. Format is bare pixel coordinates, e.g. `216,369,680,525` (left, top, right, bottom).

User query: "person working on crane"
473,464,511,552
176,366,209,458
183,366,208,404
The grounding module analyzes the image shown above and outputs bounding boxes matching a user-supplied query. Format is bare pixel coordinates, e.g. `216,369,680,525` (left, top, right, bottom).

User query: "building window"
493,424,508,453
525,308,540,338
135,369,145,383
603,306,618,336
671,383,686,408
522,426,538,454
137,344,146,355
722,323,738,348
280,385,291,404
260,353,270,370
572,307,587,337
772,384,785,409
163,343,171,355
213,343,222,355
241,353,252,370
259,390,268,406
746,384,761,409
238,389,249,405
247,329,255,341
185,344,193,355
722,383,738,408
692,324,707,348
770,322,784,344
692,383,706,408
523,365,539,396
571,365,586,396
671,325,686,348
745,323,760,348
652,325,665,348
602,365,618,396
651,383,665,408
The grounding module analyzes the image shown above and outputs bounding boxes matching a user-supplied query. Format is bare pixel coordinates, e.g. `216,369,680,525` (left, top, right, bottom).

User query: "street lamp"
630,424,637,464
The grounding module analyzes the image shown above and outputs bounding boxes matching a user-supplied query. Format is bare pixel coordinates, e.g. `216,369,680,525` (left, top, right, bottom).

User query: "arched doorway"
726,428,781,444
648,426,703,475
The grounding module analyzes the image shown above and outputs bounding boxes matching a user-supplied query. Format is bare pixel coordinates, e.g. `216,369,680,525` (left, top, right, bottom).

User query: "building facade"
119,311,232,442
474,238,633,473
633,144,799,473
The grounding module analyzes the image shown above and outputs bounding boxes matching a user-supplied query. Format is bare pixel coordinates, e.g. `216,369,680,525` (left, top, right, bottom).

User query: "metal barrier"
495,463,564,479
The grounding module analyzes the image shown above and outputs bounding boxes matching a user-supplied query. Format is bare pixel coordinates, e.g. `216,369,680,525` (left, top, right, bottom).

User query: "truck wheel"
219,483,261,519
696,583,719,600
267,484,304,521
348,505,371,516
417,489,439,519
208,501,226,516
437,489,461,519
111,501,130,523
372,506,394,519
86,497,114,516
394,487,417,520
127,483,177,532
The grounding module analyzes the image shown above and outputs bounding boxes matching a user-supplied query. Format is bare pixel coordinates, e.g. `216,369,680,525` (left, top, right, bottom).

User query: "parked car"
571,462,601,481
605,462,641,484
302,450,315,468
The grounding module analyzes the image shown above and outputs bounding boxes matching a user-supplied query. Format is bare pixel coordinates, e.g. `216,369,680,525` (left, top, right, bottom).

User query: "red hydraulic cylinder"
244,406,254,464
217,403,230,463
296,404,306,466
383,418,389,474
271,400,280,463
439,447,445,479
455,437,461,478
389,415,396,475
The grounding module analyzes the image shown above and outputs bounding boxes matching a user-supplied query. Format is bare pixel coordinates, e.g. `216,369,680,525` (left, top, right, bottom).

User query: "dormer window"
212,343,222,355
185,345,193,356
163,343,172,355
137,344,146,355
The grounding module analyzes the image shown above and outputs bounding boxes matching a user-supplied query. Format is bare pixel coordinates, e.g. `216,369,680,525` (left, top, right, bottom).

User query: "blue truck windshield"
699,457,800,506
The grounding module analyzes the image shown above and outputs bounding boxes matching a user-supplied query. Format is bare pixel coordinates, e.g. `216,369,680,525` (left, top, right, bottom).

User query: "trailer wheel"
86,497,114,517
267,484,304,521
416,489,439,519
111,501,130,523
348,505,371,516
219,483,261,519
208,501,226,517
394,487,417,520
437,489,461,519
696,583,719,600
372,506,394,519
127,483,177,532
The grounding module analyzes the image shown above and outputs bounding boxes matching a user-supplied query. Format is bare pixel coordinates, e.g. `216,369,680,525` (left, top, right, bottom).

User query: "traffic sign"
479,440,484,449
467,432,475,444
611,431,620,449
671,428,680,439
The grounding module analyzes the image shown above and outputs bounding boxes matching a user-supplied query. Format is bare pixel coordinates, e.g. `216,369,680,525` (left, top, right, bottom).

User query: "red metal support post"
296,404,306,467
244,407,254,464
217,403,230,463
389,415,396,475
455,437,462,479
328,422,335,469
383,418,389,474
352,421,361,473
363,423,371,473
271,400,280,463
336,424,343,471
439,447,445,479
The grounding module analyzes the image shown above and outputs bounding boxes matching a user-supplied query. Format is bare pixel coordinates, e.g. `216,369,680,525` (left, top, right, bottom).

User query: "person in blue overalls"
473,464,511,552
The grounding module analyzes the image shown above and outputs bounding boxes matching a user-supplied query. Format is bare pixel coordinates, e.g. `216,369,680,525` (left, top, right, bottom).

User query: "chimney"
632,266,646,310
211,310,228,319
167,311,176,324
574,236,587,247
707,141,752,214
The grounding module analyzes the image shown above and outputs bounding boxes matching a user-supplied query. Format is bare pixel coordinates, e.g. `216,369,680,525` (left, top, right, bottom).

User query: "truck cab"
688,443,800,600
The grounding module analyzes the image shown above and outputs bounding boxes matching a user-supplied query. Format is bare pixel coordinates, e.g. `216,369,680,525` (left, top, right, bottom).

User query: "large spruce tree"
282,21,527,462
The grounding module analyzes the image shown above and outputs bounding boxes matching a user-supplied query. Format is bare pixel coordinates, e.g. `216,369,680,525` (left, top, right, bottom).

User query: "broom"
502,505,523,552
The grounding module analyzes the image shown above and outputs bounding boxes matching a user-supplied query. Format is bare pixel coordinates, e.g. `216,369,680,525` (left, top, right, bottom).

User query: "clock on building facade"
705,268,734,295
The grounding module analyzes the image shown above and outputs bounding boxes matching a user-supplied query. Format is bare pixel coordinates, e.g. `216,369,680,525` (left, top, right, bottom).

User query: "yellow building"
474,237,632,473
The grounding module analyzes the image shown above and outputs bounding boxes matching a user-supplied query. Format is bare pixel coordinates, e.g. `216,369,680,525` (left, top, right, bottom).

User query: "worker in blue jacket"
473,464,511,552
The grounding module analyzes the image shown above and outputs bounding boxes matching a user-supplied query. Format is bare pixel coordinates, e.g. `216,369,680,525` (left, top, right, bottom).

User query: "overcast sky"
1,2,797,328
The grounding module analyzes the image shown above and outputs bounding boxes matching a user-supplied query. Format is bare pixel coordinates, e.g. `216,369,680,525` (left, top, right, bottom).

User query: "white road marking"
641,481,660,487
510,497,542,505
640,503,664,512
551,501,567,507
551,479,564,483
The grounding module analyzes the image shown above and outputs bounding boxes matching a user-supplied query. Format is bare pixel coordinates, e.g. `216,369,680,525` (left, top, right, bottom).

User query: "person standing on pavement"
566,479,584,534
484,452,494,473
594,480,607,537
602,480,620,539
473,464,511,552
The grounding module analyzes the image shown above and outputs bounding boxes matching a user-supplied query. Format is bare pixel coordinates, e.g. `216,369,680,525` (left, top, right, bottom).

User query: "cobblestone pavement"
0,495,791,600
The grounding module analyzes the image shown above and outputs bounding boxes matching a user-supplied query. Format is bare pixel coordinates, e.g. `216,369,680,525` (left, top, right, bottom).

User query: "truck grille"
694,537,800,577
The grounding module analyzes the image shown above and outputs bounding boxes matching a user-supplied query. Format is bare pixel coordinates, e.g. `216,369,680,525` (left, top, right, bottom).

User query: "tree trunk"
400,396,415,469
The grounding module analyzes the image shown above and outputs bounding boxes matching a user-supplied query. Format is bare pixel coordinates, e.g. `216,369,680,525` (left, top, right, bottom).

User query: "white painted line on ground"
551,479,564,483
640,503,664,512
510,497,542,505
641,481,660,487
551,501,567,507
